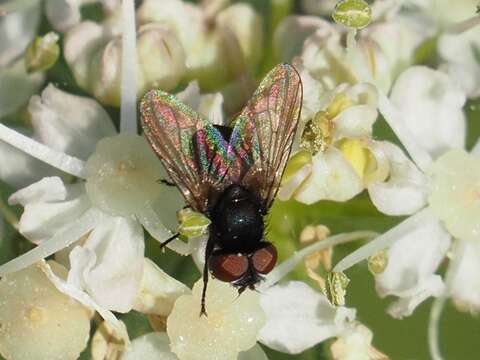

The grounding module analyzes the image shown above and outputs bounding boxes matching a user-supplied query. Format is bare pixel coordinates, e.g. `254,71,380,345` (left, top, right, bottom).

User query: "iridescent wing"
140,90,239,212
229,63,303,211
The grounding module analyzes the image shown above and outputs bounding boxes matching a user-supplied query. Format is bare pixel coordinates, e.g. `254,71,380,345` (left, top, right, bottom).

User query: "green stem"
261,230,378,289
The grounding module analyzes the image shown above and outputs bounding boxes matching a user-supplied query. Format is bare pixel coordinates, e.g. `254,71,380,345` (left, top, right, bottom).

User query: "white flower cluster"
0,0,479,359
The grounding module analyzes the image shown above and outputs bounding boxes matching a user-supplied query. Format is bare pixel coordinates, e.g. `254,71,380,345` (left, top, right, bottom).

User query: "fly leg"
158,233,179,250
200,236,215,317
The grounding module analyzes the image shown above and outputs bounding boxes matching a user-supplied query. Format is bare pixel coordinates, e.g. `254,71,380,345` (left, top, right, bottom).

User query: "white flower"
0,90,186,315
0,0,194,338
0,82,115,188
167,278,266,360
0,261,91,360
332,63,478,358
402,0,480,98
289,6,428,94
279,80,388,204
129,231,374,359
438,25,480,98
120,332,268,360
389,66,466,158
64,20,187,107
0,79,226,342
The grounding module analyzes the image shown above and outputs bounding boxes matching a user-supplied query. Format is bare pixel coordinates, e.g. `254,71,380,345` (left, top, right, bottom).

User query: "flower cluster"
0,0,479,359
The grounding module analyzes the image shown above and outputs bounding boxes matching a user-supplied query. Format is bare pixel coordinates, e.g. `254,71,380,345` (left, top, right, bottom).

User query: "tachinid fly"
140,63,303,315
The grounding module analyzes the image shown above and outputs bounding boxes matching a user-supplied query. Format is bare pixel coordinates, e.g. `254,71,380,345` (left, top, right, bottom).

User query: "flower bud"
216,3,264,71
65,20,187,107
137,24,187,95
25,32,60,73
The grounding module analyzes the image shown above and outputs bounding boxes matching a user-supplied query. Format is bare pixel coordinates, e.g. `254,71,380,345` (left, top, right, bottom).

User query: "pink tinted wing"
230,63,302,210
192,124,242,197
141,90,238,212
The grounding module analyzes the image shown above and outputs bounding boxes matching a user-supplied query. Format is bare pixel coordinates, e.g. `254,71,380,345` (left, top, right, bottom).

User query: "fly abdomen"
211,184,264,252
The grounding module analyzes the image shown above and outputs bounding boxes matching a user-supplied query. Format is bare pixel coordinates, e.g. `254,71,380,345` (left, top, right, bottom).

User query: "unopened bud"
137,24,187,94
25,32,60,73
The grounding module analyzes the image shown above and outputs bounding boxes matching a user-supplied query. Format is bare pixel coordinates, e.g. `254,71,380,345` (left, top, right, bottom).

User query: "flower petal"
64,21,109,92
176,81,225,125
277,162,312,201
0,207,104,276
368,141,429,216
375,215,451,318
133,258,190,316
29,84,116,160
472,138,480,156
68,215,145,312
39,260,130,344
45,0,81,32
0,261,91,360
390,66,466,158
0,1,41,67
301,28,357,90
258,281,356,354
438,27,480,98
294,148,363,204
0,61,44,118
333,104,377,141
167,279,265,360
0,135,56,189
9,177,91,244
273,16,331,63
334,209,433,274
297,64,331,124
238,344,269,360
121,332,177,360
449,239,480,311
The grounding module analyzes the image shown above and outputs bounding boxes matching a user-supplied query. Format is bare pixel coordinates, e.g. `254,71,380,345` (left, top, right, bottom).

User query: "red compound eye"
209,253,249,282
252,244,277,274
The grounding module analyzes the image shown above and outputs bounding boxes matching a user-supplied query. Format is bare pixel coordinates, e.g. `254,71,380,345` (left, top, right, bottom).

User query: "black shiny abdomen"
210,184,264,252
